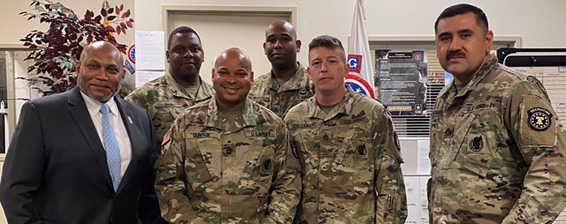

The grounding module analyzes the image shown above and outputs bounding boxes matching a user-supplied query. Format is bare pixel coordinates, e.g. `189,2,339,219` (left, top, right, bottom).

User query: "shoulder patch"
161,129,172,146
528,107,552,131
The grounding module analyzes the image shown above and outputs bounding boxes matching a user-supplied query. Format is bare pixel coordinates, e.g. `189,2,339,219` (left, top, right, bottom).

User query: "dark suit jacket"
0,87,159,224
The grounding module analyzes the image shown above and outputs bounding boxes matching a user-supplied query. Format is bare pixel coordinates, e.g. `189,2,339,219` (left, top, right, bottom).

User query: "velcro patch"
527,107,552,131
521,95,556,146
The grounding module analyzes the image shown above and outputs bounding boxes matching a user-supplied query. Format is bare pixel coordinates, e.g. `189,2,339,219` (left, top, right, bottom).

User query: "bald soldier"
429,4,566,223
155,48,301,223
285,35,407,223
249,20,314,117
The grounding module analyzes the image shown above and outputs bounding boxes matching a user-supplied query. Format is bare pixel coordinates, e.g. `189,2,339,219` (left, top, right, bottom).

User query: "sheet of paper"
404,177,420,224
417,140,431,175
135,71,164,88
135,31,165,70
419,177,430,224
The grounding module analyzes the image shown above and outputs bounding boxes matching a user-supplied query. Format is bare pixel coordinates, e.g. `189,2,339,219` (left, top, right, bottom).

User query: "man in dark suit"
0,41,158,224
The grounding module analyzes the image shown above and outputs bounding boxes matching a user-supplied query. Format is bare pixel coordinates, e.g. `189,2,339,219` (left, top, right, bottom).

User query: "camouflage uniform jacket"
125,73,214,149
285,86,407,224
428,55,566,224
155,98,302,224
249,63,314,118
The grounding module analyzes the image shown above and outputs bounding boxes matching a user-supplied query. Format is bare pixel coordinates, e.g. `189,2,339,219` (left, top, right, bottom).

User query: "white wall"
136,0,566,66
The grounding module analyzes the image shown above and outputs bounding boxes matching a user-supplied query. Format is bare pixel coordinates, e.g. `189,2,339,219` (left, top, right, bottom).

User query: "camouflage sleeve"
124,87,147,109
261,123,302,224
154,117,200,223
501,78,566,224
373,109,407,223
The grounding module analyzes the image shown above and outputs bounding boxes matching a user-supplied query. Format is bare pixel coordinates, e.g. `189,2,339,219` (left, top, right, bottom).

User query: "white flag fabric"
346,0,375,98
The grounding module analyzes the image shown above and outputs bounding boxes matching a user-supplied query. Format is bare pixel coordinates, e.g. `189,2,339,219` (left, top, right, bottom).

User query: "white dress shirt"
81,91,132,181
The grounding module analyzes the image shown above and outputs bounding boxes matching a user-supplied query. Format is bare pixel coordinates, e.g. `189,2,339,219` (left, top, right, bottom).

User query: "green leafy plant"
19,0,134,96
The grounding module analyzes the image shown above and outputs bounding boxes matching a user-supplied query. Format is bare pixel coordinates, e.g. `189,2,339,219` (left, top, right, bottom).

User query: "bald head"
76,41,125,103
265,20,297,39
264,20,301,72
212,47,254,109
213,47,252,71
80,41,124,63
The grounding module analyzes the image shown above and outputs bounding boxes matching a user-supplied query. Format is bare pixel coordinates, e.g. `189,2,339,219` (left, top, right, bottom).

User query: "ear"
211,68,216,80
75,60,81,74
306,66,313,80
344,62,350,76
485,30,494,55
121,68,126,80
263,42,267,55
249,71,254,81
166,50,170,63
295,39,302,53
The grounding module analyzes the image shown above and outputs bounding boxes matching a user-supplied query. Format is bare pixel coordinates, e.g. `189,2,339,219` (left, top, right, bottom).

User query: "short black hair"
308,35,346,63
434,3,488,33
167,26,202,50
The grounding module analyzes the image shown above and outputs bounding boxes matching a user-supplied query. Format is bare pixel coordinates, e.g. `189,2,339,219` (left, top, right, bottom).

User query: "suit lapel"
115,97,141,193
66,87,114,190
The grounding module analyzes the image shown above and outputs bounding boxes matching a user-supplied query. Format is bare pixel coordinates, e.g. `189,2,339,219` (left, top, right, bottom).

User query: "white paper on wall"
135,31,165,71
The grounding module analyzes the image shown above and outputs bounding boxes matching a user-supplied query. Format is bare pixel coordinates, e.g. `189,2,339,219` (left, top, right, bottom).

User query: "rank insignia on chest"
222,145,233,157
469,135,484,152
528,107,552,131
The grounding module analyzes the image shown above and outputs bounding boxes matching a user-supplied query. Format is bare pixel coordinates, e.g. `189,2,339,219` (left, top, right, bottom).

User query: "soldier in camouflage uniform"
126,26,214,149
155,47,302,223
429,4,566,223
249,20,314,117
285,35,407,223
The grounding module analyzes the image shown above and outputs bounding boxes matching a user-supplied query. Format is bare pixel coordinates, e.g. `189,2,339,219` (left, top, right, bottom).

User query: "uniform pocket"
454,111,495,177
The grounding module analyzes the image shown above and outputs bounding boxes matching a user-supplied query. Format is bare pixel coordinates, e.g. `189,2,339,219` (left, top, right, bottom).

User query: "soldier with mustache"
428,3,566,223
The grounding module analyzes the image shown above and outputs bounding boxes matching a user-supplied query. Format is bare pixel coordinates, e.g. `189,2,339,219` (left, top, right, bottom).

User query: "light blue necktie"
100,104,121,191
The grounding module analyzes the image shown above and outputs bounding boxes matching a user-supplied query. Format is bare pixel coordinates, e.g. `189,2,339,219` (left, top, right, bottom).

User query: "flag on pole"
346,0,375,98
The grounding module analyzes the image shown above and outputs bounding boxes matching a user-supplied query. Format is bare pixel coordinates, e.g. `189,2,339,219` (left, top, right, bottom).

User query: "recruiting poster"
375,50,428,115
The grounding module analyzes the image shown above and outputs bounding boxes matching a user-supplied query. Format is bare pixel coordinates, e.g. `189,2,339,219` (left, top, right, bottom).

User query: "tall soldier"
285,35,407,223
125,26,214,149
155,48,301,223
428,3,566,223
249,20,314,117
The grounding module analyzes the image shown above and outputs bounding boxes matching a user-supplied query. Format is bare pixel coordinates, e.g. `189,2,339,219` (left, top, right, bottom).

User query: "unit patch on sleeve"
527,107,552,131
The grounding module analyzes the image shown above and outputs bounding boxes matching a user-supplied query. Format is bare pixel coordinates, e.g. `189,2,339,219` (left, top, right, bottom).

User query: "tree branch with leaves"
19,0,134,96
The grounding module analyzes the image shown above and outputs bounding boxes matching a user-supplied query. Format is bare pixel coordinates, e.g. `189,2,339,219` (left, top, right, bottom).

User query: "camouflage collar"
439,54,498,100
266,62,308,91
204,98,258,130
164,72,215,101
308,85,357,120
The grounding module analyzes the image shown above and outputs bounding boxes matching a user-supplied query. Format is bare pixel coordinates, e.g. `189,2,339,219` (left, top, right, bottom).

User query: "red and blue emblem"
345,74,375,98
348,54,362,73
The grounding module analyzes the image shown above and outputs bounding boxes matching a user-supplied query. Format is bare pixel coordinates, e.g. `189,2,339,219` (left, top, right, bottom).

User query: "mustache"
447,51,466,58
